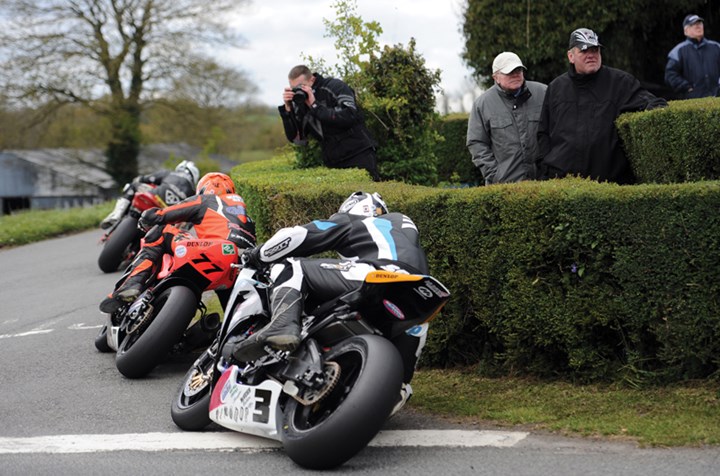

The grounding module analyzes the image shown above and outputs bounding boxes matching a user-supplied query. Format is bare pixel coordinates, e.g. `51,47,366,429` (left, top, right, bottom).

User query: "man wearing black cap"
665,14,720,99
537,28,667,184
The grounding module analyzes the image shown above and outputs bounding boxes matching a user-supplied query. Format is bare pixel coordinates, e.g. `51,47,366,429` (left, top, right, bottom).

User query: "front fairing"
167,239,241,291
221,267,270,336
208,365,283,441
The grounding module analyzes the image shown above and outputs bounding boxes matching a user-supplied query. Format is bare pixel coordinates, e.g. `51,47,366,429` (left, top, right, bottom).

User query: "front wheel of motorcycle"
171,348,214,431
115,285,197,378
281,334,403,470
98,216,142,273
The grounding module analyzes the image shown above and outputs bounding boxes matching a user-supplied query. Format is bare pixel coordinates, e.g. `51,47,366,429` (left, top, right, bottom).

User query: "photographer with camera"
278,64,380,181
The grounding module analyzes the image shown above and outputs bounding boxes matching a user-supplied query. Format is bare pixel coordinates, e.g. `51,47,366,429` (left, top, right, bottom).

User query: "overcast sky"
221,0,475,110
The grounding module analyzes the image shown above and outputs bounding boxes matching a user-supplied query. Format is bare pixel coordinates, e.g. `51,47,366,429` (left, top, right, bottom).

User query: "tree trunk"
106,105,141,188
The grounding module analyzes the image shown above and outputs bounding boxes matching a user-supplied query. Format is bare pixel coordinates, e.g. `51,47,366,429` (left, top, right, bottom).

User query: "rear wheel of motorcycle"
94,324,112,353
115,285,197,378
281,334,403,470
171,348,214,431
98,217,142,273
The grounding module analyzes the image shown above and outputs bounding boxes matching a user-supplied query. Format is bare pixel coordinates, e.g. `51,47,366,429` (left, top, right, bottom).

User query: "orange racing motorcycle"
95,234,244,379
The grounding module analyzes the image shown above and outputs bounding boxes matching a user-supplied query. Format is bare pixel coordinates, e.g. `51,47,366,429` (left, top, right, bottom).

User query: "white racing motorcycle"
170,260,450,469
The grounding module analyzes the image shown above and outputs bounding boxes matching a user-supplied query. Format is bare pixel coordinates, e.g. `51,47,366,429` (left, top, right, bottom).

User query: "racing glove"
241,246,264,269
139,208,163,232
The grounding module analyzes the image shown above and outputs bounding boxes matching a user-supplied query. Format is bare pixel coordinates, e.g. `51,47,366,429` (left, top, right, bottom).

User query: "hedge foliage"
434,113,482,185
617,97,720,184
232,157,720,384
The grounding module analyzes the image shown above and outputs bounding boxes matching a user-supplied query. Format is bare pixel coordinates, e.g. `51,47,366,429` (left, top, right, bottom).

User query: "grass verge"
411,367,720,447
0,202,112,248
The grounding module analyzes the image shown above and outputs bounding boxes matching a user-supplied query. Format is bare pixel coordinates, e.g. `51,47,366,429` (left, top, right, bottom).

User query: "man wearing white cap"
665,14,720,99
537,28,667,184
466,51,547,185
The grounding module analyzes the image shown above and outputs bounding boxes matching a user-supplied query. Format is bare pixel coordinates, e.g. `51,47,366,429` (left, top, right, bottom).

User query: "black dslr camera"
291,86,308,106
290,86,309,127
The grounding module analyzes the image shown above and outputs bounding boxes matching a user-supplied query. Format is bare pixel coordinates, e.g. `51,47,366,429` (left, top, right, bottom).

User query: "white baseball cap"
492,52,526,75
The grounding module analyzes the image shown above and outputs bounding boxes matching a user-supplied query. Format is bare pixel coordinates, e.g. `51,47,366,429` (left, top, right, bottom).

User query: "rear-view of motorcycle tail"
171,265,450,469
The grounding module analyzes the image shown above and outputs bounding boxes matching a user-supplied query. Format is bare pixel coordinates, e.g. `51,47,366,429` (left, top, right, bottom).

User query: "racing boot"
100,197,131,229
231,287,302,362
99,268,151,313
390,382,413,417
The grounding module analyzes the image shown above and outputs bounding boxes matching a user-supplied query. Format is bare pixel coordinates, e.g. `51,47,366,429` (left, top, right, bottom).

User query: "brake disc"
127,303,154,335
186,366,211,396
292,361,341,406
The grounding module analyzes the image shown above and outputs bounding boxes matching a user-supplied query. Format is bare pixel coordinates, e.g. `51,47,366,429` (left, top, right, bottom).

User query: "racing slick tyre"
115,285,197,379
98,216,142,273
281,334,403,470
171,348,214,431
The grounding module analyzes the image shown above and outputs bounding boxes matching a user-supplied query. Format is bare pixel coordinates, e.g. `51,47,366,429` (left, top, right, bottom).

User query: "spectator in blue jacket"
665,14,720,99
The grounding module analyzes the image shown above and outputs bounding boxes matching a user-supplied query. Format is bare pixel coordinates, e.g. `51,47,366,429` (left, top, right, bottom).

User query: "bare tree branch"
0,0,253,185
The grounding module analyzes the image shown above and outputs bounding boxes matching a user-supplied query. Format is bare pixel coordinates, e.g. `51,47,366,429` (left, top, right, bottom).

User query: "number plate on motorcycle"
209,365,283,440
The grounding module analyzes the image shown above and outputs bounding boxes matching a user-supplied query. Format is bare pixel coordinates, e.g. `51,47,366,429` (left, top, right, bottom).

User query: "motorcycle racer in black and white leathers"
232,191,429,413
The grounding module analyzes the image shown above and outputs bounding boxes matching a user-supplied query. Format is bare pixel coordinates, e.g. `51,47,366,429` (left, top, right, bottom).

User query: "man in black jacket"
537,28,667,184
278,65,380,181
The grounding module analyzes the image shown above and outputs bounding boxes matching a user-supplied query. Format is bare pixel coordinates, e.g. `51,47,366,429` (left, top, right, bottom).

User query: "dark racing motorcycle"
95,235,245,379
97,183,165,273
170,259,450,470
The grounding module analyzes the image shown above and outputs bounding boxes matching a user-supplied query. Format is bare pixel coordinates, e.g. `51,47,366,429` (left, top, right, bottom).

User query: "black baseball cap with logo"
568,28,603,51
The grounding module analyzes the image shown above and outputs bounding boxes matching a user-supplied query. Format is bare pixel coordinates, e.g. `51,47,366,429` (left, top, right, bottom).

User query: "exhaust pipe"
182,312,222,351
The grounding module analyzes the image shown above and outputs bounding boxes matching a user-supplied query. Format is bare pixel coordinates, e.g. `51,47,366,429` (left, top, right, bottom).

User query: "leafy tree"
0,0,251,187
306,0,384,88
462,0,719,96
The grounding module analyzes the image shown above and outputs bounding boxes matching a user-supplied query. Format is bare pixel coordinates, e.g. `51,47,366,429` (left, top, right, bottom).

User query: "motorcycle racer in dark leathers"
232,191,429,413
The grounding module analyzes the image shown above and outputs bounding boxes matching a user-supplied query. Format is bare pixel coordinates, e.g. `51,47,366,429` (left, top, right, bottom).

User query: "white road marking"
0,323,103,340
371,429,528,447
68,323,103,330
0,329,53,339
0,430,529,454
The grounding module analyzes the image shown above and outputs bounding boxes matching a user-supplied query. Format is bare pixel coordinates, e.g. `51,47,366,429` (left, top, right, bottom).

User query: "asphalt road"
1,230,719,475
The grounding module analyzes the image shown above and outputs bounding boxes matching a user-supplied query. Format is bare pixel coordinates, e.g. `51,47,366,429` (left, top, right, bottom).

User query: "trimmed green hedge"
232,157,720,384
434,113,483,185
617,98,720,184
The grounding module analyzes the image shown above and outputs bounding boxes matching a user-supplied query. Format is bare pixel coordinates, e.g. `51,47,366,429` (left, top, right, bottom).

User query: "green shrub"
434,113,483,185
361,39,442,185
617,97,720,183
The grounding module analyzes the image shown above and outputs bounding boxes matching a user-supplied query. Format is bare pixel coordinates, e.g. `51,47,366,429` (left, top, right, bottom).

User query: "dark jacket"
278,73,376,167
665,37,720,99
134,170,196,206
537,65,667,184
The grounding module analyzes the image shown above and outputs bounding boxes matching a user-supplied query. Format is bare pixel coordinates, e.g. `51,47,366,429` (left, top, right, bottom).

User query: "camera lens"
292,87,308,105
